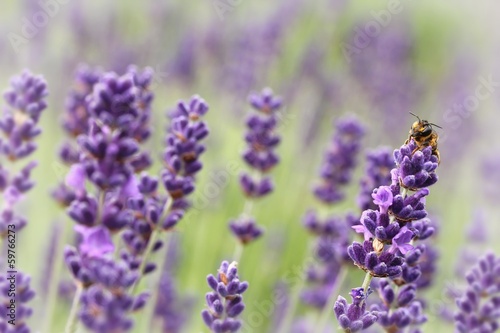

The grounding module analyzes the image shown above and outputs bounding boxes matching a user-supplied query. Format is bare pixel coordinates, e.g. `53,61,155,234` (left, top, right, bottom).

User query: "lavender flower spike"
454,253,500,333
314,116,364,204
0,70,48,161
370,279,427,330
393,141,438,190
63,225,148,332
0,71,48,333
241,88,282,175
0,273,36,333
230,88,283,246
341,136,440,332
202,261,249,333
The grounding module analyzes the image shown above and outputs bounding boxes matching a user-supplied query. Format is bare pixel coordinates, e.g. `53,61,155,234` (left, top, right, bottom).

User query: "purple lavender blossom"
57,66,161,332
163,96,209,175
63,225,148,332
0,70,48,161
300,116,363,313
169,33,197,86
229,218,264,245
161,95,209,213
239,173,273,198
334,288,378,332
437,212,487,324
481,156,500,202
74,225,115,257
155,271,192,333
0,71,47,333
301,211,351,308
454,253,500,333
55,66,153,216
230,88,282,245
349,144,438,279
202,261,248,333
370,279,427,330
219,4,295,100
348,239,405,278
358,147,394,211
242,88,282,174
170,94,209,121
53,65,102,206
0,273,36,333
118,94,210,277
60,67,154,223
393,141,438,190
413,244,438,290
63,64,101,139
340,138,440,332
314,116,364,204
77,258,148,333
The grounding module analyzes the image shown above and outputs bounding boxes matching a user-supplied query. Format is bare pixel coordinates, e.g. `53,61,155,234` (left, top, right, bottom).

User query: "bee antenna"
430,122,442,129
409,112,421,122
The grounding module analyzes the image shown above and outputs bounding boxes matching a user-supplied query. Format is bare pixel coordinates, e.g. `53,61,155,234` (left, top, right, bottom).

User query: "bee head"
411,120,433,137
409,112,441,138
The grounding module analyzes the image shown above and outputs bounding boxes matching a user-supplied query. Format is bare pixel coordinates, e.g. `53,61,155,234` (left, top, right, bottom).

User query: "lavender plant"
438,211,490,324
336,139,440,332
302,116,364,316
0,70,48,333
60,66,211,332
312,116,365,205
454,253,500,332
61,68,154,332
276,116,364,333
228,88,282,255
201,261,248,333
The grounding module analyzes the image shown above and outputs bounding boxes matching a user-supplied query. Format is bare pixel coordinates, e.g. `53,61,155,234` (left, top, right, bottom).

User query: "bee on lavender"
405,112,441,164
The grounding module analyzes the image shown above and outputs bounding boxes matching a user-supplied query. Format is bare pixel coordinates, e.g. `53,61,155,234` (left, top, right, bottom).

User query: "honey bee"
405,112,441,164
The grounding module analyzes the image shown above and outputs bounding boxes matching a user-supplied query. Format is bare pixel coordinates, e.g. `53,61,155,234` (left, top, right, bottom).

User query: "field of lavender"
1,1,500,333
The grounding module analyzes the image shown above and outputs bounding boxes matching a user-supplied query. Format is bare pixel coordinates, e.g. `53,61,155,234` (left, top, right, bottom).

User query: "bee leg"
434,150,441,165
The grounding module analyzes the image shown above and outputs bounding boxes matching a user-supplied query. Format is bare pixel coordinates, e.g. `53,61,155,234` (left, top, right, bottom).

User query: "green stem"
275,240,315,333
97,190,106,221
361,272,373,293
233,241,244,263
41,221,67,333
138,232,172,332
315,267,348,333
242,199,254,218
275,272,307,333
64,282,83,333
130,228,160,295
